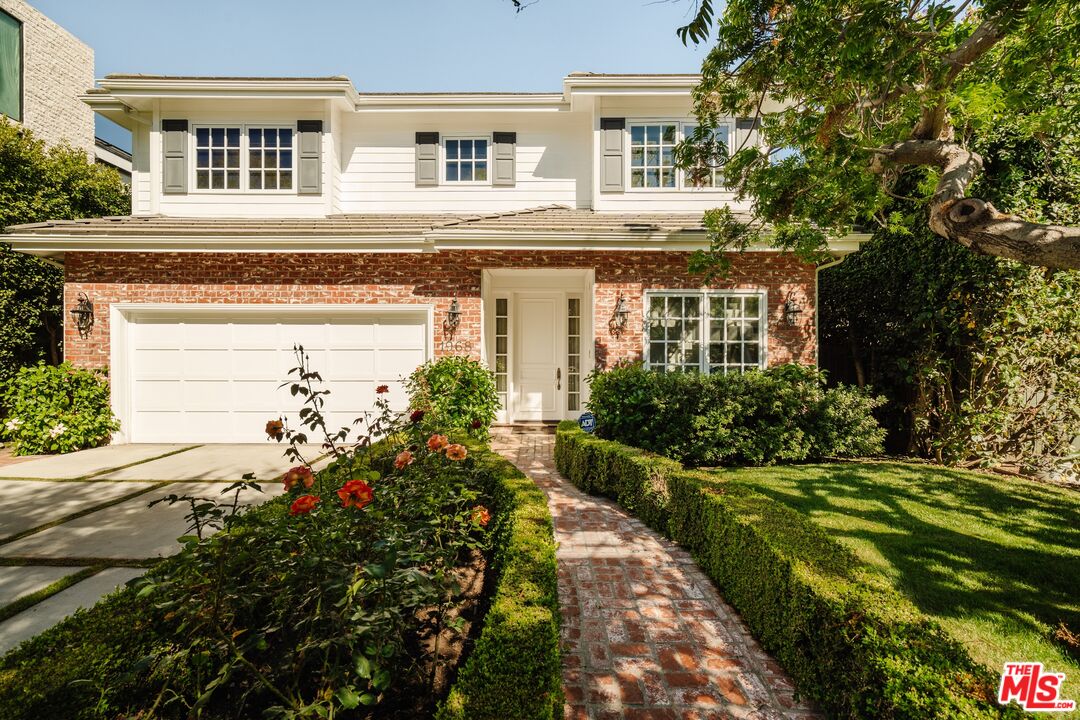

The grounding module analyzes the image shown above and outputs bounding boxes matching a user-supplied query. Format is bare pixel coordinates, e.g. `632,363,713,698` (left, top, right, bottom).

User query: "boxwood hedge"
0,443,560,720
555,421,1025,720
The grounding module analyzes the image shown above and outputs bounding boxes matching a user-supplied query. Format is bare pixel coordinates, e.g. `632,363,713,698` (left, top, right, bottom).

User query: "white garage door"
124,307,430,443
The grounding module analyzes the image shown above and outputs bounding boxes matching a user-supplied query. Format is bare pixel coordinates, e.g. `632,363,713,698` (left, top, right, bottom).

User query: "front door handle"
556,367,561,390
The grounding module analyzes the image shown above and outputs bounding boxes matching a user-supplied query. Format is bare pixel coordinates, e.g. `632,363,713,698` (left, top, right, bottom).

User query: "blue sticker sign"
578,412,596,434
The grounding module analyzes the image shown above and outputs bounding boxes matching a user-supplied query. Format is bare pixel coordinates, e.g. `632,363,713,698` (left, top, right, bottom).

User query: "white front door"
514,294,563,421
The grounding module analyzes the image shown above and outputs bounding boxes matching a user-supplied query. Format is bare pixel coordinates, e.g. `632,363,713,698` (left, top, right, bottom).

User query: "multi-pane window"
685,124,731,188
248,128,293,190
195,127,241,190
567,297,582,412
646,292,765,374
494,298,509,412
629,124,678,189
445,138,488,183
194,126,295,192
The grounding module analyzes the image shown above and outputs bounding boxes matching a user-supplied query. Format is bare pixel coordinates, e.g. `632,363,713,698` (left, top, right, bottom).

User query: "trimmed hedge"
555,422,1024,720
587,363,885,466
0,444,560,720
438,444,562,720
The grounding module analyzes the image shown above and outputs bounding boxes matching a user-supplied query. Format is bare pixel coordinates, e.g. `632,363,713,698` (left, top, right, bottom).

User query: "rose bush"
407,356,499,439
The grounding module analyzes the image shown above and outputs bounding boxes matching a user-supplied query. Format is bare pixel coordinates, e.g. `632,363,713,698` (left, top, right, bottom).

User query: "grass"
710,460,1080,712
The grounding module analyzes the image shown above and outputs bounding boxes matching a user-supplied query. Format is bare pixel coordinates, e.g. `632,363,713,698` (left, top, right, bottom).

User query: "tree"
0,119,130,382
674,0,1080,271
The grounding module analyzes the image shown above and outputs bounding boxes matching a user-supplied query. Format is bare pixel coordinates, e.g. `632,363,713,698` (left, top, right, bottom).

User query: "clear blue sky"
32,0,712,152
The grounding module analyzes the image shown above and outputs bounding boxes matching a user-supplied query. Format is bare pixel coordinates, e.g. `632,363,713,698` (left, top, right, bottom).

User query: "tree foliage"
0,119,129,382
676,0,1080,270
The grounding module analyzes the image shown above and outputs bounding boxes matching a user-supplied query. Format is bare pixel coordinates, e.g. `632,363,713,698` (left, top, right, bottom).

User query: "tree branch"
872,140,1080,269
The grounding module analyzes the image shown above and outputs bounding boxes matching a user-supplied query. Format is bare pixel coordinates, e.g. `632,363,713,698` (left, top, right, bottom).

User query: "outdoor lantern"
783,298,803,326
610,294,630,336
70,292,95,338
444,296,462,338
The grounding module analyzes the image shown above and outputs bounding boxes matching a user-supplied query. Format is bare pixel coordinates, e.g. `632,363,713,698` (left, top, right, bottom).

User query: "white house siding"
337,110,590,213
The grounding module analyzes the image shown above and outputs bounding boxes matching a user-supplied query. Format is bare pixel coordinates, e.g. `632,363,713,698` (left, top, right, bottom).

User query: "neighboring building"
4,73,866,444
0,0,94,154
94,136,132,184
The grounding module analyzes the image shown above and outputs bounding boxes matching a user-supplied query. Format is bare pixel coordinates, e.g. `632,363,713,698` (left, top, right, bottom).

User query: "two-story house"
3,72,865,444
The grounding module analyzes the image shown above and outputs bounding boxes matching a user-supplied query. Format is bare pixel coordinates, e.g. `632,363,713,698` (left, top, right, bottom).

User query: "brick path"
492,432,819,720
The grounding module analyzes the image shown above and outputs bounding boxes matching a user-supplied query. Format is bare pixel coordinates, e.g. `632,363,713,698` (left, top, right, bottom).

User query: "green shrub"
587,362,885,466
408,356,500,439
554,423,1023,720
438,446,561,720
1,362,118,455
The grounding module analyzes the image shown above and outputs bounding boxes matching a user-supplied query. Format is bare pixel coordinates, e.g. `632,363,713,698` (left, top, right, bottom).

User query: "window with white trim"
684,124,731,188
629,123,678,189
194,125,295,192
645,291,766,374
494,298,509,411
444,137,489,183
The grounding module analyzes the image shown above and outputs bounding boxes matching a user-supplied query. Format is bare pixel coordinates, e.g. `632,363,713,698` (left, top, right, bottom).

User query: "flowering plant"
136,345,497,717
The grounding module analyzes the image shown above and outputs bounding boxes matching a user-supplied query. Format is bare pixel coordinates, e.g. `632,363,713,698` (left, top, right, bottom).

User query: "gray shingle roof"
4,206,720,238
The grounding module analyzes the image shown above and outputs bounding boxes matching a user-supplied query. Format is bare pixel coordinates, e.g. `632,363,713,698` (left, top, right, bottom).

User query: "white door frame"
109,303,435,444
481,269,594,423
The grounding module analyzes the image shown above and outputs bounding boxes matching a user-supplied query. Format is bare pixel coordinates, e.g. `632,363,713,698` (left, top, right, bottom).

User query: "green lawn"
711,461,1080,712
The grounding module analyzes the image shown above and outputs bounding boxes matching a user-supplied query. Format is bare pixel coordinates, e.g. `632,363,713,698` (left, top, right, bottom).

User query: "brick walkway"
492,432,818,720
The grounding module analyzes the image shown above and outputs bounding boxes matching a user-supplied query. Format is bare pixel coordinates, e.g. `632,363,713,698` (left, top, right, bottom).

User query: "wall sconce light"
783,298,803,326
609,294,630,336
443,296,462,338
70,292,95,338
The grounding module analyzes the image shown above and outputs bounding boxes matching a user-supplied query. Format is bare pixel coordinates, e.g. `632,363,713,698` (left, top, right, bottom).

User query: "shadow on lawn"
728,462,1080,655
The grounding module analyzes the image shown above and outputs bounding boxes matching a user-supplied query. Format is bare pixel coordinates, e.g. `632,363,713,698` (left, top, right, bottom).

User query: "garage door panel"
125,309,430,443
328,322,376,346
377,321,426,347
327,349,375,379
378,349,426,379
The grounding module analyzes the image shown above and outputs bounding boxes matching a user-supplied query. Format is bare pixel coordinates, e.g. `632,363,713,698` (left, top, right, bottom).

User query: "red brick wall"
63,250,817,369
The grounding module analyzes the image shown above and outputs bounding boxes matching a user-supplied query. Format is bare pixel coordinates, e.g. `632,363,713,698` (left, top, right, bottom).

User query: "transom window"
248,128,293,190
646,291,766,374
194,125,294,192
629,124,678,188
445,137,489,183
628,122,734,191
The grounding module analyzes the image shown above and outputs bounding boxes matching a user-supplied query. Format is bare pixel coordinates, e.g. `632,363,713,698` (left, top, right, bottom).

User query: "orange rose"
289,495,320,516
337,479,374,509
445,444,467,461
265,419,284,441
470,505,491,526
427,434,450,452
283,466,315,491
394,449,414,469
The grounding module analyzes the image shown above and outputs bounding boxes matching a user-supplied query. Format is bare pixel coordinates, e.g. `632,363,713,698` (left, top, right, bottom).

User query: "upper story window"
0,9,22,122
194,125,294,192
684,124,731,188
444,137,489,183
627,122,733,191
629,124,678,189
249,128,293,190
645,291,766,374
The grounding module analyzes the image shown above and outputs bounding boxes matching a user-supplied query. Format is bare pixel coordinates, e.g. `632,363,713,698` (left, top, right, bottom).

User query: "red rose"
289,495,320,516
410,409,426,423
376,384,389,394
283,466,315,491
471,419,484,430
337,479,374,509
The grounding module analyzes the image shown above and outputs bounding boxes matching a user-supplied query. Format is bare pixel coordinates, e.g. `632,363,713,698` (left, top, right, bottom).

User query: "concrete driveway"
0,443,317,654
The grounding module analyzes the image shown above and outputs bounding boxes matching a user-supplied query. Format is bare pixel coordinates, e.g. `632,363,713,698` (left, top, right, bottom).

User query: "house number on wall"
438,339,474,354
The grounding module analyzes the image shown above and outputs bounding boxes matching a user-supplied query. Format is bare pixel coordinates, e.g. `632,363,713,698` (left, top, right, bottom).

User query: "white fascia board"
355,94,567,112
96,78,360,111
3,234,434,256
427,230,870,254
